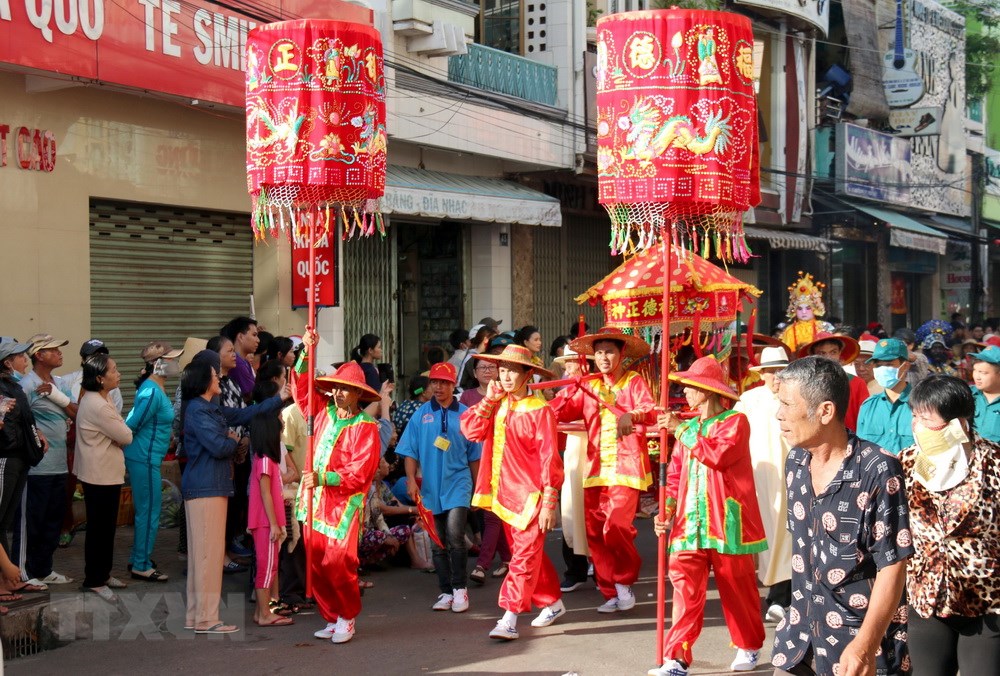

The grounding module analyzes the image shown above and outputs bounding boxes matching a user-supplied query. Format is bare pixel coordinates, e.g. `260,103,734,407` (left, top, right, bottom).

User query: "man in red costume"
651,356,767,676
294,337,382,646
460,344,565,641
550,327,656,613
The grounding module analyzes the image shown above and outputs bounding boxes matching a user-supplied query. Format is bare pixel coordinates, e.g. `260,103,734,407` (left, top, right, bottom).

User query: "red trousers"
308,514,362,623
499,519,561,614
663,549,765,666
585,485,641,599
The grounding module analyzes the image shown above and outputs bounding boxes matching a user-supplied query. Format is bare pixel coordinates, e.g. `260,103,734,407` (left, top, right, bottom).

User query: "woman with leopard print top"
899,375,1000,676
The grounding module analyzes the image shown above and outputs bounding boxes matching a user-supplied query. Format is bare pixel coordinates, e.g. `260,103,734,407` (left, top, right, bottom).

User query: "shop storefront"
0,0,373,378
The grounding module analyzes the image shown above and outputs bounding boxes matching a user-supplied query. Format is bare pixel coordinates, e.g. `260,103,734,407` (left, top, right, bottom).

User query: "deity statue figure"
780,272,834,352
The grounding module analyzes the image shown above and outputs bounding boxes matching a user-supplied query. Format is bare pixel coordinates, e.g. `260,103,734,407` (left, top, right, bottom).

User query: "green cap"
970,345,1000,365
865,338,909,363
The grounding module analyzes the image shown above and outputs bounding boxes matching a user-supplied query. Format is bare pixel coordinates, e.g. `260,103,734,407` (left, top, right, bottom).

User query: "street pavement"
11,522,776,676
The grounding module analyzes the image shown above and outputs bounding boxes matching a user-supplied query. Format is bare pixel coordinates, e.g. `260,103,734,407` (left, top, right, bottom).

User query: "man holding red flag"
294,337,382,646
460,345,565,641
550,327,656,614
396,362,481,614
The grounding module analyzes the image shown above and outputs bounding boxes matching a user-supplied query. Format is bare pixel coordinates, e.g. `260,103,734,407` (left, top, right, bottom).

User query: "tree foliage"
951,0,1000,101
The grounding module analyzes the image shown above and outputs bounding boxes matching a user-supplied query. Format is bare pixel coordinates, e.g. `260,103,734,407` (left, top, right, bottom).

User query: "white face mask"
912,417,970,492
153,358,180,378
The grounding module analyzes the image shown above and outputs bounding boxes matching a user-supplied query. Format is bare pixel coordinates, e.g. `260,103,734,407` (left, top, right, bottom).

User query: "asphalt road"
11,523,776,676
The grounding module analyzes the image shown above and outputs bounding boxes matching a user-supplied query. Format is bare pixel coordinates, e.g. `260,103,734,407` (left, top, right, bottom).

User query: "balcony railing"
448,43,559,107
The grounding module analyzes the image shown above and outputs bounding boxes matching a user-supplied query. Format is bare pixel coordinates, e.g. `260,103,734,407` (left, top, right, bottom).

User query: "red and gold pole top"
246,20,387,239
595,10,760,259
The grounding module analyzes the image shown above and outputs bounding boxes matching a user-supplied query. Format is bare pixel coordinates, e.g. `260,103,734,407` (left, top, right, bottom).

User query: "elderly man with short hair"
771,356,913,676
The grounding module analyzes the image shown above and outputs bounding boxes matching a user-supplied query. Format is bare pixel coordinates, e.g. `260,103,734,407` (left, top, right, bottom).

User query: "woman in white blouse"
74,354,133,601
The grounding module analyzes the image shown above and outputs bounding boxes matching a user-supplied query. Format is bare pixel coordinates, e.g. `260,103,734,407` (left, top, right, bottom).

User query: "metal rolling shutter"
533,217,615,343
89,200,253,408
342,231,397,366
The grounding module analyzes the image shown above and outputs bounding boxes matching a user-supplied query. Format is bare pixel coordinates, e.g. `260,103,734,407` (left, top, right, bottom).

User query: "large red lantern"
246,20,387,239
596,9,759,258
246,19,386,598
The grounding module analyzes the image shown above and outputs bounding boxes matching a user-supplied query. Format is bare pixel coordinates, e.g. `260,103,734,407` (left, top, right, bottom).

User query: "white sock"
502,610,518,627
615,583,633,598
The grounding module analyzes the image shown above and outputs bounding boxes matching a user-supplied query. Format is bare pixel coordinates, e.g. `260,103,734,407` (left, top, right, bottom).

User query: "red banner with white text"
0,0,372,108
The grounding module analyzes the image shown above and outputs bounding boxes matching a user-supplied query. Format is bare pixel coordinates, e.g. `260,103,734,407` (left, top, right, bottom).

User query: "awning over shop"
743,226,834,252
926,214,973,235
382,166,562,227
849,202,948,255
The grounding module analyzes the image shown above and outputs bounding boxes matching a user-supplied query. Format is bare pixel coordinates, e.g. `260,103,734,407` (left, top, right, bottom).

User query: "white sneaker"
765,603,785,623
616,584,636,611
330,617,355,644
730,648,760,672
41,571,74,585
647,659,689,676
488,620,519,640
451,588,469,613
314,622,337,639
530,600,565,627
432,593,454,611
597,597,620,613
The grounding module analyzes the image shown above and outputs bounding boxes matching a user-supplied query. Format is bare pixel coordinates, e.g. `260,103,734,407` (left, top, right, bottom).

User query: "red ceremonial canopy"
246,20,387,239
596,10,759,258
576,246,761,331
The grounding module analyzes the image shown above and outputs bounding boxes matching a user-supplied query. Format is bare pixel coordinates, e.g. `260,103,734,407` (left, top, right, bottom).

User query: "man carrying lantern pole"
244,17,388,644
550,328,656,614
593,6,763,666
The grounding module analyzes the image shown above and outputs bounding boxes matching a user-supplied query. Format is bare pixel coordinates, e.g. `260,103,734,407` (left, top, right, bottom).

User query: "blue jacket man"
396,362,481,614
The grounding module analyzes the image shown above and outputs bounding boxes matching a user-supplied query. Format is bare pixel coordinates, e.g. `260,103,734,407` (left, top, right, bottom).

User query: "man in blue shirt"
856,339,914,454
397,362,481,614
15,334,77,588
970,345,1000,443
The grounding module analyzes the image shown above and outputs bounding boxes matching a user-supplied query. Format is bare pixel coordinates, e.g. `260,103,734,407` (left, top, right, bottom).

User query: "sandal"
131,569,169,582
358,579,374,589
222,560,248,575
269,600,300,617
194,623,239,634
254,615,294,627
469,565,486,584
11,582,47,593
491,563,509,578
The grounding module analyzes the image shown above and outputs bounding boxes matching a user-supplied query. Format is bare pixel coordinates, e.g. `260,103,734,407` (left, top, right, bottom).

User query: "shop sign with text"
0,124,56,171
0,0,372,108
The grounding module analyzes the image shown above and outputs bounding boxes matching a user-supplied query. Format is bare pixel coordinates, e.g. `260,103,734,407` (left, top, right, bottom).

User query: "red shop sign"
290,231,338,309
0,0,372,108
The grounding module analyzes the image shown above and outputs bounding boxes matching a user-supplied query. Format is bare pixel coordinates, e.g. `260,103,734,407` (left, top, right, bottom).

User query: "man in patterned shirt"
772,357,913,676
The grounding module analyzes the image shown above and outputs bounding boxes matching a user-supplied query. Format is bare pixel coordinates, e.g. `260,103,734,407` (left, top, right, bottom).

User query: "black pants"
225,457,251,547
561,534,589,582
81,483,121,588
13,473,67,579
0,457,27,559
432,507,469,594
765,580,792,608
908,609,1000,676
279,524,307,603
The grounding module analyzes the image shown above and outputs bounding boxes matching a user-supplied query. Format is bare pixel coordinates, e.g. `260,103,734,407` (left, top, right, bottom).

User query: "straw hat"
473,344,553,379
570,327,650,360
796,332,860,364
668,355,738,401
552,346,595,364
178,337,209,370
749,346,790,372
315,361,381,402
